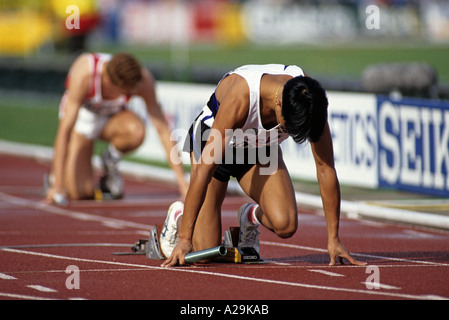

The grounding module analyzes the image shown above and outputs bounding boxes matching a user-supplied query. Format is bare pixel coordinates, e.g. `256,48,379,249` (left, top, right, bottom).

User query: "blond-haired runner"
160,64,366,267
45,52,188,204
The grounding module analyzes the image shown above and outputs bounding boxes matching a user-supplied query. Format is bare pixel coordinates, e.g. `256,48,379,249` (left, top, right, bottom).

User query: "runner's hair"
281,76,328,144
106,52,143,89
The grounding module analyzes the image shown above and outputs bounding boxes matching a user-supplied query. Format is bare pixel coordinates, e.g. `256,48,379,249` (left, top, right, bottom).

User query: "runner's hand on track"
161,238,193,267
328,239,366,266
44,187,68,207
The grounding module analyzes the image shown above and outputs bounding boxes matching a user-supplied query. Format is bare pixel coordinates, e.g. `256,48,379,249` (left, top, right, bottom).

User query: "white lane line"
2,248,447,300
0,272,17,280
261,241,449,267
360,282,401,290
0,191,151,231
67,196,181,207
308,269,345,277
0,292,58,300
27,285,58,293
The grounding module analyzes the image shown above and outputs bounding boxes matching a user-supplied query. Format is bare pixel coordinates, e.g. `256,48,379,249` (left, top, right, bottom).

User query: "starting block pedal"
223,226,240,248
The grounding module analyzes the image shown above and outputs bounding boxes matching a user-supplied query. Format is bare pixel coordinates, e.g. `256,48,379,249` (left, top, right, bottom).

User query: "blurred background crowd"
1,0,448,55
0,0,448,97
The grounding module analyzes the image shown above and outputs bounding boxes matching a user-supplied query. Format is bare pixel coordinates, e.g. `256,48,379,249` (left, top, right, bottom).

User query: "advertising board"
132,82,449,196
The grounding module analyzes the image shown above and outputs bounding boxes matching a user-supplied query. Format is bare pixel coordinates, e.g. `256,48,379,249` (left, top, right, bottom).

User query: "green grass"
0,95,59,146
0,93,112,155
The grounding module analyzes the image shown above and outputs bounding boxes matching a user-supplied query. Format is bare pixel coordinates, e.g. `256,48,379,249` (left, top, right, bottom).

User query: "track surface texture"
1,153,449,304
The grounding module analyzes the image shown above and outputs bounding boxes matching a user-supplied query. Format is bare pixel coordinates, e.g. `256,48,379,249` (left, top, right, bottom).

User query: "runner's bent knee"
266,208,298,239
123,120,145,148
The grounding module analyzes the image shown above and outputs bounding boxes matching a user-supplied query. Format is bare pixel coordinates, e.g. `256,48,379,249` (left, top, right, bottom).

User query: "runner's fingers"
329,251,366,266
341,252,367,266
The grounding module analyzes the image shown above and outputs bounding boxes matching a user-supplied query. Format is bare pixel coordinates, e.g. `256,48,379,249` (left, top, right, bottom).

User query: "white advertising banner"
130,82,379,189
281,92,378,188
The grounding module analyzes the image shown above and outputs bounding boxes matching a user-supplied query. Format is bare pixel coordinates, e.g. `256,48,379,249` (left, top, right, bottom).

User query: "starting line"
2,247,447,300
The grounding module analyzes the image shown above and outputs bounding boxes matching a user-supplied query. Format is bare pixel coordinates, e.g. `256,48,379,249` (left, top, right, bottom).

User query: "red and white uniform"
59,53,131,139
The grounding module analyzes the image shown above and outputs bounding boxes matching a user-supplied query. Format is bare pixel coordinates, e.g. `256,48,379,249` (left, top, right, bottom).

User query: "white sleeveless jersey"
200,64,304,148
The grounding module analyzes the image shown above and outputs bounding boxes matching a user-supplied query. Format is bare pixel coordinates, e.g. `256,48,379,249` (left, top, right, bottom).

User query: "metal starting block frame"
112,225,164,259
143,225,164,259
114,226,261,264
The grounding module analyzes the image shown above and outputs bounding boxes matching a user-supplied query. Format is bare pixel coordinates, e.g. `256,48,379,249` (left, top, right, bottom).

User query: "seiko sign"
378,97,449,196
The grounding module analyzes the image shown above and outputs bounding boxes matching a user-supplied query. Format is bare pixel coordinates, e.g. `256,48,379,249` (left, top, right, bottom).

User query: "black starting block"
219,227,261,264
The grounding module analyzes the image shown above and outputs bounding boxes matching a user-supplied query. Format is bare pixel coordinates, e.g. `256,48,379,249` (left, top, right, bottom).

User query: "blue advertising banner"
377,96,449,196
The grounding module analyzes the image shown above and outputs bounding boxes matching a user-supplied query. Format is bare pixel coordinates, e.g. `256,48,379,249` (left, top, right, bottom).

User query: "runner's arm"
162,81,248,267
138,69,189,199
45,56,89,204
311,122,366,266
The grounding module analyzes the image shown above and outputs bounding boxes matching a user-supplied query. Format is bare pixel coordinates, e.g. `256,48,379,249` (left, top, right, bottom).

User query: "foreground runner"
161,64,365,267
45,52,188,204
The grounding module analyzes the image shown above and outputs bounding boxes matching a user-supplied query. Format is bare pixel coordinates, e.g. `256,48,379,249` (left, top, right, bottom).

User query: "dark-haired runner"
161,64,365,267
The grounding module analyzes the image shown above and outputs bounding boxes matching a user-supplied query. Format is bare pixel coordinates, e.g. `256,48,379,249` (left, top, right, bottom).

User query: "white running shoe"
237,203,260,253
160,201,184,258
100,148,124,199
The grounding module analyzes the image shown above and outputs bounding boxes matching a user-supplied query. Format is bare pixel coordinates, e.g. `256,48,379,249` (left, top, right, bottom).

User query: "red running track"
1,153,449,303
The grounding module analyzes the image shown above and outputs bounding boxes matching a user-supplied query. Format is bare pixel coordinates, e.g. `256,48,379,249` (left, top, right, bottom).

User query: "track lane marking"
261,241,449,267
2,248,447,300
0,191,151,231
308,269,345,277
0,272,17,280
2,191,449,299
360,282,401,290
27,285,57,293
0,292,58,300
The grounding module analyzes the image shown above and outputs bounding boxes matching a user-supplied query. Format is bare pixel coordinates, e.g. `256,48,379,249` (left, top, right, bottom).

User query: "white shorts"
73,107,110,140
59,93,111,140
